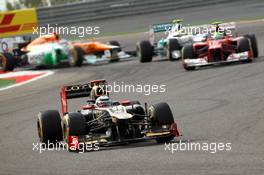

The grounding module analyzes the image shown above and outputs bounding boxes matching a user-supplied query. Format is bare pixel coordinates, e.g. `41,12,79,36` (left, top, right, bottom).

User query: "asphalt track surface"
1,1,264,175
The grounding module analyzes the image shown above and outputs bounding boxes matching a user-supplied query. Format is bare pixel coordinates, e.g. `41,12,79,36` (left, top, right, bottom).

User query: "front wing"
67,126,178,152
183,51,251,67
84,51,132,65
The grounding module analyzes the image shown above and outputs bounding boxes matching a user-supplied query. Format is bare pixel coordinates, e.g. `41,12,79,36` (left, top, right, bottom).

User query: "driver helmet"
95,95,111,107
53,32,60,40
212,32,223,40
172,19,183,31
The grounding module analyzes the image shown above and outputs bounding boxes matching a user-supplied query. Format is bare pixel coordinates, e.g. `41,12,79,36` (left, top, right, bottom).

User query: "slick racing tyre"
149,102,175,125
37,110,62,143
168,39,180,61
0,52,15,71
137,40,153,63
149,102,175,143
62,113,86,143
69,46,84,67
238,37,252,63
182,45,196,70
243,34,258,58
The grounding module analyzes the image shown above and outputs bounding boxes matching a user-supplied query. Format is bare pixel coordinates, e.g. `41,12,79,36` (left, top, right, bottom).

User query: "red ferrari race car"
182,26,258,71
37,79,180,152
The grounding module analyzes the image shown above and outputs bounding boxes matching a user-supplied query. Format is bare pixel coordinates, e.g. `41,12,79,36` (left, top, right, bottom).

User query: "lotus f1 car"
182,24,258,70
37,79,180,152
0,33,130,71
136,19,207,62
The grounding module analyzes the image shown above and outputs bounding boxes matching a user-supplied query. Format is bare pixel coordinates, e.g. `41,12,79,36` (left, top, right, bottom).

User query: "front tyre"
69,46,84,67
243,34,258,58
137,41,153,63
182,45,196,71
0,52,15,71
149,102,175,143
37,110,62,143
168,39,180,61
238,37,252,63
62,113,86,143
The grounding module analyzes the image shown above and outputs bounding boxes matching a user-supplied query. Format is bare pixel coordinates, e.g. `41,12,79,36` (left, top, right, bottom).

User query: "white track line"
0,70,54,91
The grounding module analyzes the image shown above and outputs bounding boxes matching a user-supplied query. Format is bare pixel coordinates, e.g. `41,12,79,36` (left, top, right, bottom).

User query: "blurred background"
1,0,264,39
1,0,90,11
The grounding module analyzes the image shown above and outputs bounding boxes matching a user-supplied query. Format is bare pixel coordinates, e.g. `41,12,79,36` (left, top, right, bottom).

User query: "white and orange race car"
0,33,131,71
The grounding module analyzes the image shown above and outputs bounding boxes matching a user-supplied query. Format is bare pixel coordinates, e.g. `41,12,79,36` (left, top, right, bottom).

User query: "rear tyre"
182,45,196,70
37,110,62,143
149,102,175,143
0,52,15,71
243,34,258,58
62,113,86,142
168,39,180,61
238,37,252,63
69,46,83,67
137,41,153,63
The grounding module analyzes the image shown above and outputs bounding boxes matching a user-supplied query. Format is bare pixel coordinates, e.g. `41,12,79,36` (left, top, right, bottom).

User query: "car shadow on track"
152,58,179,62
19,57,137,72
187,57,264,72
70,138,200,153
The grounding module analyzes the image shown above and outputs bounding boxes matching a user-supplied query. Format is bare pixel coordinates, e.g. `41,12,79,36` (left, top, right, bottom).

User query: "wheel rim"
37,117,43,142
148,106,155,119
68,49,77,65
0,54,6,70
167,48,171,59
63,123,68,141
68,52,74,65
62,116,69,142
136,46,141,58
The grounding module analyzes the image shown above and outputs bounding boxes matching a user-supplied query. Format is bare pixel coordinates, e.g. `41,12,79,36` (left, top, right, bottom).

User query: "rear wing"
219,22,236,30
151,22,173,33
203,22,237,36
219,22,236,36
149,22,173,45
149,21,236,44
60,79,107,114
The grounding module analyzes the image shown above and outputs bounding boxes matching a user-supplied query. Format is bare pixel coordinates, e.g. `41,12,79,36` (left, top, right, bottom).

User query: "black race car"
37,79,180,152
